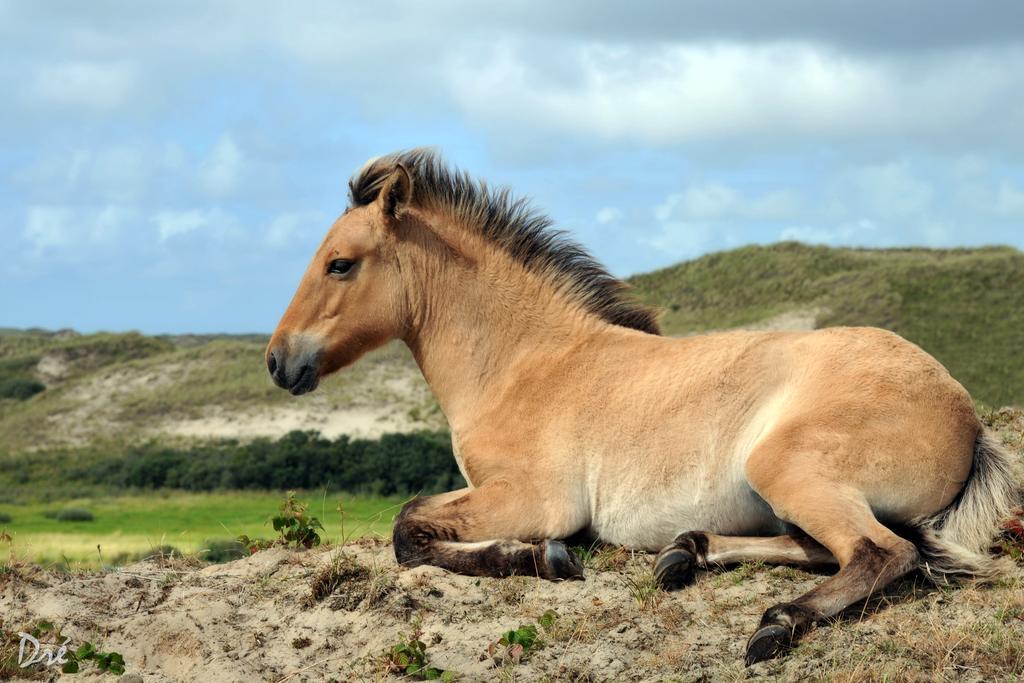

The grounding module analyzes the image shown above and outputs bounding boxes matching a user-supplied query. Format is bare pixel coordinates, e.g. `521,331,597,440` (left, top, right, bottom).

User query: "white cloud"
656,183,800,222
595,206,622,224
644,180,797,258
27,61,139,112
23,204,132,254
198,135,244,197
15,143,187,204
641,220,716,259
448,42,1024,149
24,206,73,251
152,208,238,242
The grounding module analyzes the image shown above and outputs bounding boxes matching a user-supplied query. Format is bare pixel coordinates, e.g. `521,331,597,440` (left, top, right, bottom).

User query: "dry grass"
307,551,371,606
622,562,663,611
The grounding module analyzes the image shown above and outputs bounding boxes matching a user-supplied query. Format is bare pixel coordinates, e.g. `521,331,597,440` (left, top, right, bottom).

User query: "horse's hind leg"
392,481,585,580
742,447,921,665
655,531,836,590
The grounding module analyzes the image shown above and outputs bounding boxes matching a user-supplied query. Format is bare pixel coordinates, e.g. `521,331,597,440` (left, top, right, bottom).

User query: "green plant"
0,513,11,524
272,492,324,548
489,623,540,665
380,632,455,681
729,560,765,585
4,621,126,675
538,609,559,631
0,378,45,400
66,641,126,675
236,534,275,554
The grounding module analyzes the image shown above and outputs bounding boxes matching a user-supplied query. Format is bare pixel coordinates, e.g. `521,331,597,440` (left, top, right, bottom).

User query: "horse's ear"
378,163,413,220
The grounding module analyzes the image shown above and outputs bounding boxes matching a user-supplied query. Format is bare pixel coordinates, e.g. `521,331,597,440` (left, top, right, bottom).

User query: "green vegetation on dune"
0,330,172,367
0,330,429,453
115,336,419,421
630,242,1024,406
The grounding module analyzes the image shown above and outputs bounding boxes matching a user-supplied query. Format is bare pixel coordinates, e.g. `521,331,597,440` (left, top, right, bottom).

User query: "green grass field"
0,491,403,567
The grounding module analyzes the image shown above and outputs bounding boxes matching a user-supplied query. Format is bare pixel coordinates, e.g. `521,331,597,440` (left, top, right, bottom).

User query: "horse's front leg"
392,480,585,580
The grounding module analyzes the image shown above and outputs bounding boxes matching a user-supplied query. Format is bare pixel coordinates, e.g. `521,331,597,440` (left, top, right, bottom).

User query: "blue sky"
2,1,1023,334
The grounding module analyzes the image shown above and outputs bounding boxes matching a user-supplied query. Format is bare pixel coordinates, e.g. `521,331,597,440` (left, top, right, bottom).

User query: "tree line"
78,430,464,496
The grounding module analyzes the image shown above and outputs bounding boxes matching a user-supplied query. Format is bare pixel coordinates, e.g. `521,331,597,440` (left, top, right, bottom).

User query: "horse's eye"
327,259,356,277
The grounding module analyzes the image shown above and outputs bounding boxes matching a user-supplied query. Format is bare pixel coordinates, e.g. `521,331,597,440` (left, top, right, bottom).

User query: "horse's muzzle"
267,343,321,396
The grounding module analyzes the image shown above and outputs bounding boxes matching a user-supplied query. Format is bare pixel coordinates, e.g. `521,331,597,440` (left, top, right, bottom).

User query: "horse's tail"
913,429,1022,581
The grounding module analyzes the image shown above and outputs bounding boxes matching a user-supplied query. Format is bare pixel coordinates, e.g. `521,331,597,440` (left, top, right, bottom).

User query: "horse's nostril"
267,351,278,375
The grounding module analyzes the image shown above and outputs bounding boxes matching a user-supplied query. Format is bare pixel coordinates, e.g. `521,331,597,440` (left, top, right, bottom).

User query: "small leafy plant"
380,632,455,681
271,492,324,548
488,610,559,666
4,621,126,675
236,534,275,554
65,641,126,675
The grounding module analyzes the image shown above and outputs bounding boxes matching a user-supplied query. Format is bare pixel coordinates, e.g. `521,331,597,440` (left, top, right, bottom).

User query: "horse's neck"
400,241,598,431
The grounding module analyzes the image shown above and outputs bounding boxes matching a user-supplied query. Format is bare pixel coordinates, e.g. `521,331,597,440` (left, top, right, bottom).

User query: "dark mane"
348,149,661,335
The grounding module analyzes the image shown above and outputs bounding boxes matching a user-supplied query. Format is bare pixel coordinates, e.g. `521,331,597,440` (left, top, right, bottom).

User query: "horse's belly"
590,473,785,551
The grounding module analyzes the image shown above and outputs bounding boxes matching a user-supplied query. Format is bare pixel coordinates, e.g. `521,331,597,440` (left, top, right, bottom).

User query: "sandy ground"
159,404,420,441
2,540,1022,683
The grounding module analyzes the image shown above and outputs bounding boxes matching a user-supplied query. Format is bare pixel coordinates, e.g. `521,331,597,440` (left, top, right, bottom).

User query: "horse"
267,149,1020,665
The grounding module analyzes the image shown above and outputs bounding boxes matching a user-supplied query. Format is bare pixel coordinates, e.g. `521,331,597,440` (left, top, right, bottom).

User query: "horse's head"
267,164,413,395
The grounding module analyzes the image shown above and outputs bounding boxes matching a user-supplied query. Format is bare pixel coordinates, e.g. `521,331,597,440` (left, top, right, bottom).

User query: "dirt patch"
157,404,419,441
34,355,69,384
2,542,1022,682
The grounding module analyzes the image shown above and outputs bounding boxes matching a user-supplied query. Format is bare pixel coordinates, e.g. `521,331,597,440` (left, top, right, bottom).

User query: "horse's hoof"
543,540,585,580
654,547,695,590
744,624,791,666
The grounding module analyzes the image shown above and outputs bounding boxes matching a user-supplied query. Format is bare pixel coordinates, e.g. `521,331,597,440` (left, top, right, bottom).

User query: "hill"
0,243,1020,455
629,242,1024,407
0,332,442,454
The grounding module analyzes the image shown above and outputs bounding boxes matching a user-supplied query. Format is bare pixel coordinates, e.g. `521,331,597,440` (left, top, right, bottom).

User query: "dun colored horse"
268,150,1020,664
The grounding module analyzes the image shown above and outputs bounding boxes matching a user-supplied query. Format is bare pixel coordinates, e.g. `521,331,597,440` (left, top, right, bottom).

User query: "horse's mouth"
288,363,320,396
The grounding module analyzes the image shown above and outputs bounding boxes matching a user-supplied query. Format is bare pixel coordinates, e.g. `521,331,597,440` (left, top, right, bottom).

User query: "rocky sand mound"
2,537,1023,682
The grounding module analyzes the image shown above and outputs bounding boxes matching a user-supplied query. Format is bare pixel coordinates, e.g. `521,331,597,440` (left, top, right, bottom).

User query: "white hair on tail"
915,429,1023,581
